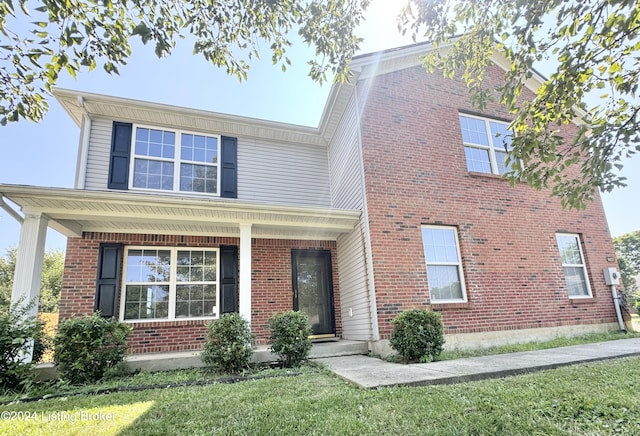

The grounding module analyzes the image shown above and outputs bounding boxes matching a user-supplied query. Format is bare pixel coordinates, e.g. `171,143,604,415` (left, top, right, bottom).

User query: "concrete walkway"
315,338,640,388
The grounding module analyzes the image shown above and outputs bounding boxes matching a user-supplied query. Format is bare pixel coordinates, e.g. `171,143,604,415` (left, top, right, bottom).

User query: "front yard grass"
1,356,639,435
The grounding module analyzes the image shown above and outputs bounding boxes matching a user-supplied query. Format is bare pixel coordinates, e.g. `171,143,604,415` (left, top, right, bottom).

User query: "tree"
613,230,640,296
0,0,369,125
39,248,64,312
0,249,14,309
398,0,640,209
0,247,64,312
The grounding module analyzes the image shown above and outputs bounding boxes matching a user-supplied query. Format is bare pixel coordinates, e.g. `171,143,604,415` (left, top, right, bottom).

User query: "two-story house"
2,41,623,358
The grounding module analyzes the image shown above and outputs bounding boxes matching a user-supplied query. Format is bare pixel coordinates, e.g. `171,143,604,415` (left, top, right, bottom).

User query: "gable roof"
54,40,564,150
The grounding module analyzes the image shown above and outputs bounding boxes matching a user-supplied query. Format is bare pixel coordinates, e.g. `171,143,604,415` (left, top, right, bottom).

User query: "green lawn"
1,357,639,435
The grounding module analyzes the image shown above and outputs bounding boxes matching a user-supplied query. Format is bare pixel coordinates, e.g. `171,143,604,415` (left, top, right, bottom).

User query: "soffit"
0,185,360,241
52,88,327,147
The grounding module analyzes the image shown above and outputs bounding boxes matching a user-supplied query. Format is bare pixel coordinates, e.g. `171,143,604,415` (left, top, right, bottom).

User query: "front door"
292,250,336,338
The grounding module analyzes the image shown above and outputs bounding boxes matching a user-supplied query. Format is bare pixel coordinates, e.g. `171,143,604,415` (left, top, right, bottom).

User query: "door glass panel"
295,253,333,336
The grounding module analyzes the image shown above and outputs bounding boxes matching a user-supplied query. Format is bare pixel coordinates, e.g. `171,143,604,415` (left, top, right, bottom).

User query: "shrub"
0,300,49,392
390,309,445,363
54,313,131,384
269,311,312,367
201,313,253,374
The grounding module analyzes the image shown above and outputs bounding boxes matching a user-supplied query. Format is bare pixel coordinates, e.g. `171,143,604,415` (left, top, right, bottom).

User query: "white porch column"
11,212,48,362
239,223,252,325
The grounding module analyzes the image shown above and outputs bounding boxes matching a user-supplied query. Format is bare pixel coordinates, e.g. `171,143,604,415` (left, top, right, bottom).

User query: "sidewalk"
315,338,640,388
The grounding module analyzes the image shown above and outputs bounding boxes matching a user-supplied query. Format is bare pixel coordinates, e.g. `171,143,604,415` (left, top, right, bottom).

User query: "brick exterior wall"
358,63,620,339
60,233,340,353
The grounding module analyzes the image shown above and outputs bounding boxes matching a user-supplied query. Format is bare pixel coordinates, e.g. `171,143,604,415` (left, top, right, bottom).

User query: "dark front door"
292,250,336,338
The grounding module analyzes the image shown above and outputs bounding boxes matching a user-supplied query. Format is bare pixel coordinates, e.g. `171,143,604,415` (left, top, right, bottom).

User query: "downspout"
353,81,380,342
74,96,91,189
0,195,24,224
604,267,627,331
610,284,627,332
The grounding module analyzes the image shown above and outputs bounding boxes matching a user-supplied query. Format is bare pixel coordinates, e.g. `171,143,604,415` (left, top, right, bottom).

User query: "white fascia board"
0,184,360,229
52,88,327,147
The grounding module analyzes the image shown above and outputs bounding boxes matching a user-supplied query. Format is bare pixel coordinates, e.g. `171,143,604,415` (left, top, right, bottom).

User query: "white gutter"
0,195,24,224
74,96,91,189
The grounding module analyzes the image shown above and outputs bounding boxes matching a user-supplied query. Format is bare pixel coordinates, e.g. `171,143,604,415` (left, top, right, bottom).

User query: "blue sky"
0,0,638,254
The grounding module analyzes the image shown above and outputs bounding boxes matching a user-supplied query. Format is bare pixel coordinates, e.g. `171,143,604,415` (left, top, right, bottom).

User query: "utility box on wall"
603,267,620,286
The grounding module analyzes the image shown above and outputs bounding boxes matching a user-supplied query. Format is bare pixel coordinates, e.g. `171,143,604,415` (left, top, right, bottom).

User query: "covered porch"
0,184,361,357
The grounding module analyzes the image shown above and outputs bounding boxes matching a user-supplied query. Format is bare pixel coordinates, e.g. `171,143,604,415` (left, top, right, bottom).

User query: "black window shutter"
219,245,239,314
95,243,123,318
220,136,237,198
108,122,133,190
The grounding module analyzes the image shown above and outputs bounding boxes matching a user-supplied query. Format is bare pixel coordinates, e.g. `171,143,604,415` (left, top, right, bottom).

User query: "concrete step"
309,340,370,359
253,339,369,363
124,340,369,371
33,340,371,377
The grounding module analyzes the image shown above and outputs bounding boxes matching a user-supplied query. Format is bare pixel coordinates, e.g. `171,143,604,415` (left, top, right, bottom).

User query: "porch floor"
123,339,369,373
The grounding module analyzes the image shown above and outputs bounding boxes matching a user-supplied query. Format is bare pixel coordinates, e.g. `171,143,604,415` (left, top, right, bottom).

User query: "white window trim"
422,225,468,304
556,233,593,299
129,124,222,196
119,246,220,322
459,113,512,175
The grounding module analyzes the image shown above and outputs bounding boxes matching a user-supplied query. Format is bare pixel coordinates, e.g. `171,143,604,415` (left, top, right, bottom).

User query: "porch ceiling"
0,185,360,240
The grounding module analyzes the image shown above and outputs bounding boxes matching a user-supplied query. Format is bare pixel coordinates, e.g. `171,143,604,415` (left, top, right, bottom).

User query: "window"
121,247,219,321
459,114,513,175
556,234,592,298
421,226,467,303
131,126,220,194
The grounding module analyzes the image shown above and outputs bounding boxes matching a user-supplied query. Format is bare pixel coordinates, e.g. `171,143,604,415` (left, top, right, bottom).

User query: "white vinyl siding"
329,98,362,210
84,117,112,190
83,119,331,207
328,95,373,340
237,138,331,207
336,222,373,340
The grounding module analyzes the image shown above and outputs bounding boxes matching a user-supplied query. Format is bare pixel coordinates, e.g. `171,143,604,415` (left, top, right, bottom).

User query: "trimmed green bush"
54,313,131,384
390,309,445,363
202,313,253,373
0,300,49,392
269,310,312,367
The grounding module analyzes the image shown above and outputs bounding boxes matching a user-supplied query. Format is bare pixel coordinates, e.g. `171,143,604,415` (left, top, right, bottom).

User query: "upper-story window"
459,114,513,175
131,126,220,194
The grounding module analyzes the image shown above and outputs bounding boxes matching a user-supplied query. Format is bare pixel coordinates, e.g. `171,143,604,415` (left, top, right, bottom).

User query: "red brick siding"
358,64,619,339
60,233,340,353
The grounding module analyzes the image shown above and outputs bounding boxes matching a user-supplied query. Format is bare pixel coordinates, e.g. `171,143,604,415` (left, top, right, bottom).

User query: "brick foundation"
60,233,340,353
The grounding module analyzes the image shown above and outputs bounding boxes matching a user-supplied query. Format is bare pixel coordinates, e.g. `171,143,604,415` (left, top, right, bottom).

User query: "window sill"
430,302,472,310
568,297,595,304
123,318,215,328
468,171,506,180
468,171,524,186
